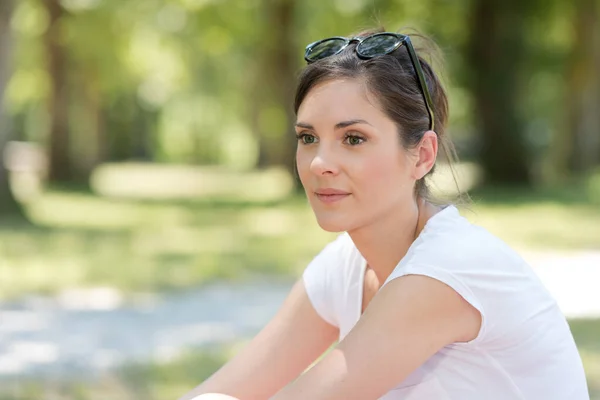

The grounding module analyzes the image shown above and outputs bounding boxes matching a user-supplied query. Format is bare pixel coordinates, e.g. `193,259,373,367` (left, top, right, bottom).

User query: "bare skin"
179,279,338,400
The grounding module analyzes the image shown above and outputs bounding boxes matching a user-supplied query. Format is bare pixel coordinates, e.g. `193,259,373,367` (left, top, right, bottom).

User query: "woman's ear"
413,131,438,180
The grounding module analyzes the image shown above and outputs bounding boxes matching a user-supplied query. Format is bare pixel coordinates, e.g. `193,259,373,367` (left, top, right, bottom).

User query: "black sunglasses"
304,33,435,132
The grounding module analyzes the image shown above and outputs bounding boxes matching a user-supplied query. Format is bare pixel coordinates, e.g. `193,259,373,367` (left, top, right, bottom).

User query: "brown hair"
294,28,461,202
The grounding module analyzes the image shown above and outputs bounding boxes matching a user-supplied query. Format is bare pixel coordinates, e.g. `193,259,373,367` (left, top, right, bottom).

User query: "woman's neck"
348,198,439,284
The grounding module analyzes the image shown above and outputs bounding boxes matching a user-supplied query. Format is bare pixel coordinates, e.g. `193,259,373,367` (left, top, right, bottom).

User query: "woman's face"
295,78,420,233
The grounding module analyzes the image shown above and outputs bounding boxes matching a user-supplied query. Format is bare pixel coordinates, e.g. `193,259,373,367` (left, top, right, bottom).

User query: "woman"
180,29,589,400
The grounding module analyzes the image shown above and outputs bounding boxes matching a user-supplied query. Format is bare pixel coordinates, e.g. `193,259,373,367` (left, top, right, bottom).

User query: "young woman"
180,29,589,400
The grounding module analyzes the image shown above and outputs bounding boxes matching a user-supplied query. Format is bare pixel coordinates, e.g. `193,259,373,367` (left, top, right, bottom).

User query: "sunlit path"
0,251,598,380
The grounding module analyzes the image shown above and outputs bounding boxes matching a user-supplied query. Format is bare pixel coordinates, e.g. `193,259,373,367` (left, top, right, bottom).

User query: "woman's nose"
309,148,339,176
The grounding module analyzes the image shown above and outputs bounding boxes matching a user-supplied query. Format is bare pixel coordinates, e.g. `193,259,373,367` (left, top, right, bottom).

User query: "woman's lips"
315,193,350,203
314,189,351,204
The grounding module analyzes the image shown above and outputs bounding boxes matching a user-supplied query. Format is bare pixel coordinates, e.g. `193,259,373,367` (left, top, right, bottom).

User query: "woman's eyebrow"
334,119,372,129
295,122,314,130
295,119,373,130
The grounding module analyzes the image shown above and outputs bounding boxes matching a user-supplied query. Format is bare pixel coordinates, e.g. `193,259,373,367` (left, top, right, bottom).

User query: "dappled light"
0,0,598,398
90,164,294,201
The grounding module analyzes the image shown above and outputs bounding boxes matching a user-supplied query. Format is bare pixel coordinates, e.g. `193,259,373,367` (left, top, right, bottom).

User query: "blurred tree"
40,0,158,180
10,0,595,190
71,68,105,179
0,0,28,220
43,0,72,183
559,0,600,174
65,2,134,176
251,0,298,176
105,94,138,162
465,0,534,185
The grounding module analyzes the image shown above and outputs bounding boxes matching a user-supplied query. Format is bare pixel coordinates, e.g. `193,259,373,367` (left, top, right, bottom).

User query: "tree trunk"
106,95,134,162
252,0,298,176
561,0,600,173
466,0,532,185
0,0,28,221
131,102,156,161
44,0,72,183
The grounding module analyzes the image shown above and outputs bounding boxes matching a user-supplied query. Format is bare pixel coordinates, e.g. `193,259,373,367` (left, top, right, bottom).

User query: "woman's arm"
271,274,482,400
179,278,339,400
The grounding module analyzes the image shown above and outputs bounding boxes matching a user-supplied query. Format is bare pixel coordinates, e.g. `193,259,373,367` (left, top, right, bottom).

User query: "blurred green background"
0,0,599,399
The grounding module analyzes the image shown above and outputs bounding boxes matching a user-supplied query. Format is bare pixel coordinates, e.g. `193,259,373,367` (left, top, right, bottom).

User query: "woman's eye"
345,135,365,146
297,133,317,144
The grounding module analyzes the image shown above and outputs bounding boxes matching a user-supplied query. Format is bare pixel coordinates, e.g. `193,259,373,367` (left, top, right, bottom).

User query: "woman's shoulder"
411,205,523,268
302,232,364,328
386,206,557,345
305,232,364,281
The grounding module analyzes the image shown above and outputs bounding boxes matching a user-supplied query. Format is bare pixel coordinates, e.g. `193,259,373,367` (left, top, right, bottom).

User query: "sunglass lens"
357,34,401,58
306,38,347,61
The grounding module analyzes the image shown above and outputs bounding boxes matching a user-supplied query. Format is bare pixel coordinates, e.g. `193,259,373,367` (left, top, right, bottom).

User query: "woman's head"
294,28,454,233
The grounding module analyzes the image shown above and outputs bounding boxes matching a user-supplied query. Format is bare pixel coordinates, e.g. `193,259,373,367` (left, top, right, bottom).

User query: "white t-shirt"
302,205,589,399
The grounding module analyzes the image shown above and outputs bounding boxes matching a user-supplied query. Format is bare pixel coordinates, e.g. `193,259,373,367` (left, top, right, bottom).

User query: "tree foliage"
1,0,597,192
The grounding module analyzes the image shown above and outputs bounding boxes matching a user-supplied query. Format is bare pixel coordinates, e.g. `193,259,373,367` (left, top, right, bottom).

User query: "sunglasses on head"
304,32,435,132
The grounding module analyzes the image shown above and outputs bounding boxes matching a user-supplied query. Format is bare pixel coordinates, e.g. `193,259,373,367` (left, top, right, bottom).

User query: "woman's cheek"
295,152,311,179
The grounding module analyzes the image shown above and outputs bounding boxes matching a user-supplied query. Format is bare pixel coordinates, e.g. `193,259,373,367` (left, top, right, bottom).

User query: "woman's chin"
314,215,352,233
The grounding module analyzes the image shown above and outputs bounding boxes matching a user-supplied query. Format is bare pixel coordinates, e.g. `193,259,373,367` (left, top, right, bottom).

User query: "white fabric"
302,206,589,399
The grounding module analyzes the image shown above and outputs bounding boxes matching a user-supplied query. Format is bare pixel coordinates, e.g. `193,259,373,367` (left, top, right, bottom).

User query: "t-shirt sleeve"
382,263,488,344
302,234,348,328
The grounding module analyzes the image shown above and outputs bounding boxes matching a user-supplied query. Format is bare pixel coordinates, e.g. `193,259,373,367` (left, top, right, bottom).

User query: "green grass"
2,320,598,400
465,180,600,250
0,190,337,299
467,202,600,251
1,167,599,398
571,319,600,398
1,174,599,299
0,344,234,400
